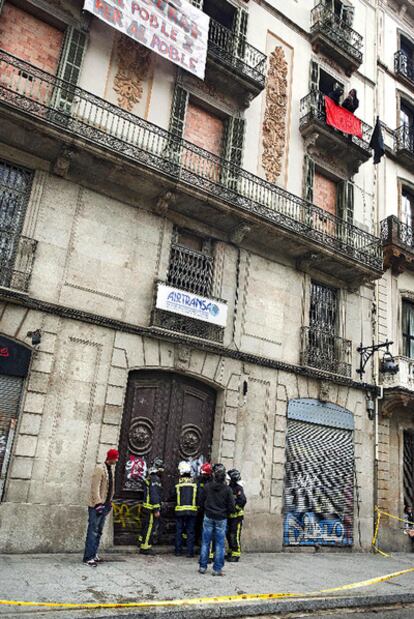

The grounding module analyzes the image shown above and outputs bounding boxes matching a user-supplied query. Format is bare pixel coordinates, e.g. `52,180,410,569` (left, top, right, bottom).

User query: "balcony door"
401,190,414,246
0,161,32,288
402,300,414,359
400,102,414,151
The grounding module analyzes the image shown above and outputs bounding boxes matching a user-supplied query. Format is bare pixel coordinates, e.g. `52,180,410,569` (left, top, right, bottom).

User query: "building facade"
0,0,388,553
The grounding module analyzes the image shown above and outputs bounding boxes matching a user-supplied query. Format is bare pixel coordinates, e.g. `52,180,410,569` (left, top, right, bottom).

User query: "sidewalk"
1,551,414,618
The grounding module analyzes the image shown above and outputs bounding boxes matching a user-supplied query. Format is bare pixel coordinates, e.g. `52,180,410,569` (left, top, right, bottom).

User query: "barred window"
0,160,33,288
167,230,214,297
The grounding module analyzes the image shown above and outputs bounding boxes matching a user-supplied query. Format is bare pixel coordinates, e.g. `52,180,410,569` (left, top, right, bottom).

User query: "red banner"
324,96,362,138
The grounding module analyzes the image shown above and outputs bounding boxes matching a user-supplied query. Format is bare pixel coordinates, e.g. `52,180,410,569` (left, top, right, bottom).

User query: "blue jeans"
199,516,227,572
83,505,110,562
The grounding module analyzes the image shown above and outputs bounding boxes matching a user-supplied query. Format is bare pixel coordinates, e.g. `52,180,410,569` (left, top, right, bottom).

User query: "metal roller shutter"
0,374,24,499
283,399,354,547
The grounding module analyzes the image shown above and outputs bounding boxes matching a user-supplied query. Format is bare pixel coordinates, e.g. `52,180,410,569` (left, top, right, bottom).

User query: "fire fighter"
174,461,198,557
139,457,164,556
226,468,247,562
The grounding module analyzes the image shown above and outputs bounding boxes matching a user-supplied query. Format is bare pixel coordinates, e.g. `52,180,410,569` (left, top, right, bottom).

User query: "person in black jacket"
174,461,198,558
327,83,344,105
195,462,213,547
342,89,359,114
198,464,235,576
139,457,164,556
226,469,247,563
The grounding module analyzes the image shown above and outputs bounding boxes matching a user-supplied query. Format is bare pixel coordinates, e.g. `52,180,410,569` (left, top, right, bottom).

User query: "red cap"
200,463,212,475
106,449,119,461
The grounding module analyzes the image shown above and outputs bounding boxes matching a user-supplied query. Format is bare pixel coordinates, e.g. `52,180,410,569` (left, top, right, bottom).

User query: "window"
203,0,236,29
306,281,338,371
403,300,414,358
400,101,414,129
167,229,214,297
402,189,414,231
401,36,414,62
0,160,33,288
309,62,344,97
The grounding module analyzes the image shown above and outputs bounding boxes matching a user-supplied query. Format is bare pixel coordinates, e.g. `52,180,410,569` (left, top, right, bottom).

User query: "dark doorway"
113,371,216,546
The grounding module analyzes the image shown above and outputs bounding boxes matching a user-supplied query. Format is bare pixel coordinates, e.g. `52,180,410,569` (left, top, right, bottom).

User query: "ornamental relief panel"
262,47,288,184
113,34,153,112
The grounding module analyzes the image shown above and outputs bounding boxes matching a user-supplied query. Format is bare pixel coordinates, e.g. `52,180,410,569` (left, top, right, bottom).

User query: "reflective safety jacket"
143,473,162,512
175,476,198,517
229,482,247,519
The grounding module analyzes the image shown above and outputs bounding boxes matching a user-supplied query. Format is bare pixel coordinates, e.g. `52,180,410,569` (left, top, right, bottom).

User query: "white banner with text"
156,283,228,327
83,0,209,79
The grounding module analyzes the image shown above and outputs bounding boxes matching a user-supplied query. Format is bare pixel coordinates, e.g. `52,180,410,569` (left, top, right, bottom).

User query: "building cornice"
0,288,375,393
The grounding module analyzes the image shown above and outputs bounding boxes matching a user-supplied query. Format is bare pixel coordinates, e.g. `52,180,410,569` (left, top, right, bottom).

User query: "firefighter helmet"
200,462,213,476
149,457,165,474
227,469,241,483
178,460,191,475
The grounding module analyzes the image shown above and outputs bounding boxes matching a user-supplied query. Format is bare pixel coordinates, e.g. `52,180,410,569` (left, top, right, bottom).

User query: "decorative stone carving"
53,146,76,178
154,191,176,216
113,35,152,112
262,47,288,183
319,381,331,403
174,344,191,371
229,223,251,244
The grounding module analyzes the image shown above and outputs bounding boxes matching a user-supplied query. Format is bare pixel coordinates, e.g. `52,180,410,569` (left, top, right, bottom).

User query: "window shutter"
336,180,354,223
169,84,189,138
54,27,87,112
303,155,315,203
309,60,320,92
234,8,248,59
223,116,245,190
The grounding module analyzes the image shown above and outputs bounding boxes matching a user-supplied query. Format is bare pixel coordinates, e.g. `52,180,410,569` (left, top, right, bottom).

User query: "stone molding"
262,47,288,183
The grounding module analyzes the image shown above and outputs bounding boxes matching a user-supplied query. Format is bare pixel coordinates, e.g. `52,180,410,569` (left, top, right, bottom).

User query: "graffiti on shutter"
283,399,354,546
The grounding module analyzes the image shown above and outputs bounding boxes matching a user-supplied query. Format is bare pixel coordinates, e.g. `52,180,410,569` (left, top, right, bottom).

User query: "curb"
2,593,414,619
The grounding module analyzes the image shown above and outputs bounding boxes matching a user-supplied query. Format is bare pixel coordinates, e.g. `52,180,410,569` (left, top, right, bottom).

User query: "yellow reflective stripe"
175,506,197,512
143,503,160,510
229,511,244,518
141,513,154,550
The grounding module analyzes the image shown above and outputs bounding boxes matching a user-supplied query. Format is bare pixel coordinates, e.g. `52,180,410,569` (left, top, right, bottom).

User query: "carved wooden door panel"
114,371,216,546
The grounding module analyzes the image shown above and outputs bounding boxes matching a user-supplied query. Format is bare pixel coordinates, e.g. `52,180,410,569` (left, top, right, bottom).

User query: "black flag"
369,116,385,164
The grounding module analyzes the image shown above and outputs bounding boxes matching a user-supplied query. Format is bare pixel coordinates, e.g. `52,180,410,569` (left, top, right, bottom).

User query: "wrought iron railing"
380,215,414,249
301,326,352,377
395,50,414,84
0,229,37,292
310,3,363,64
0,50,382,271
300,90,372,150
168,243,214,297
208,18,266,88
394,124,414,155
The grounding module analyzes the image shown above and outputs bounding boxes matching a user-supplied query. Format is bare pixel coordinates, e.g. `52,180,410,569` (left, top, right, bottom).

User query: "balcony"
394,125,414,172
300,91,372,176
300,326,352,378
394,51,414,89
381,215,414,274
206,18,266,101
381,356,414,416
0,230,37,293
0,50,383,286
150,281,226,343
310,3,363,75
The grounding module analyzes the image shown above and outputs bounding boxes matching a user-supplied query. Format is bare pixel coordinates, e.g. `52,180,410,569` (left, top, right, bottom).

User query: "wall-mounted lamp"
26,329,41,346
356,339,399,380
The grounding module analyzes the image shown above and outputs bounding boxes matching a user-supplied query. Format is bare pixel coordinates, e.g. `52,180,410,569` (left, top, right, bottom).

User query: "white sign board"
156,284,227,327
83,0,209,79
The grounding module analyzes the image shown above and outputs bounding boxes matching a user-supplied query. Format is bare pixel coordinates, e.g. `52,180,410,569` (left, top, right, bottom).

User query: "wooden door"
113,371,216,545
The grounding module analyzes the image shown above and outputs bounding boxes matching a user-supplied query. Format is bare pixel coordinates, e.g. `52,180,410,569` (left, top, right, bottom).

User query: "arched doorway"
114,371,216,545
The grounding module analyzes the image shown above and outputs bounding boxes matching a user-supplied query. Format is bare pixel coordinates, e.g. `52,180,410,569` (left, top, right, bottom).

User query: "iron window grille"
167,231,214,297
301,282,351,377
0,160,35,292
395,50,414,85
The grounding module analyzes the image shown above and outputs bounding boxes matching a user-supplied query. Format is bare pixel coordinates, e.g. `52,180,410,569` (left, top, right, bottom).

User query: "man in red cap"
83,448,119,567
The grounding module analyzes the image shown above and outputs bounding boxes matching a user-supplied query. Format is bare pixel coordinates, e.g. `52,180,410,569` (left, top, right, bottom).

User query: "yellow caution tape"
372,506,414,557
1,566,414,609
